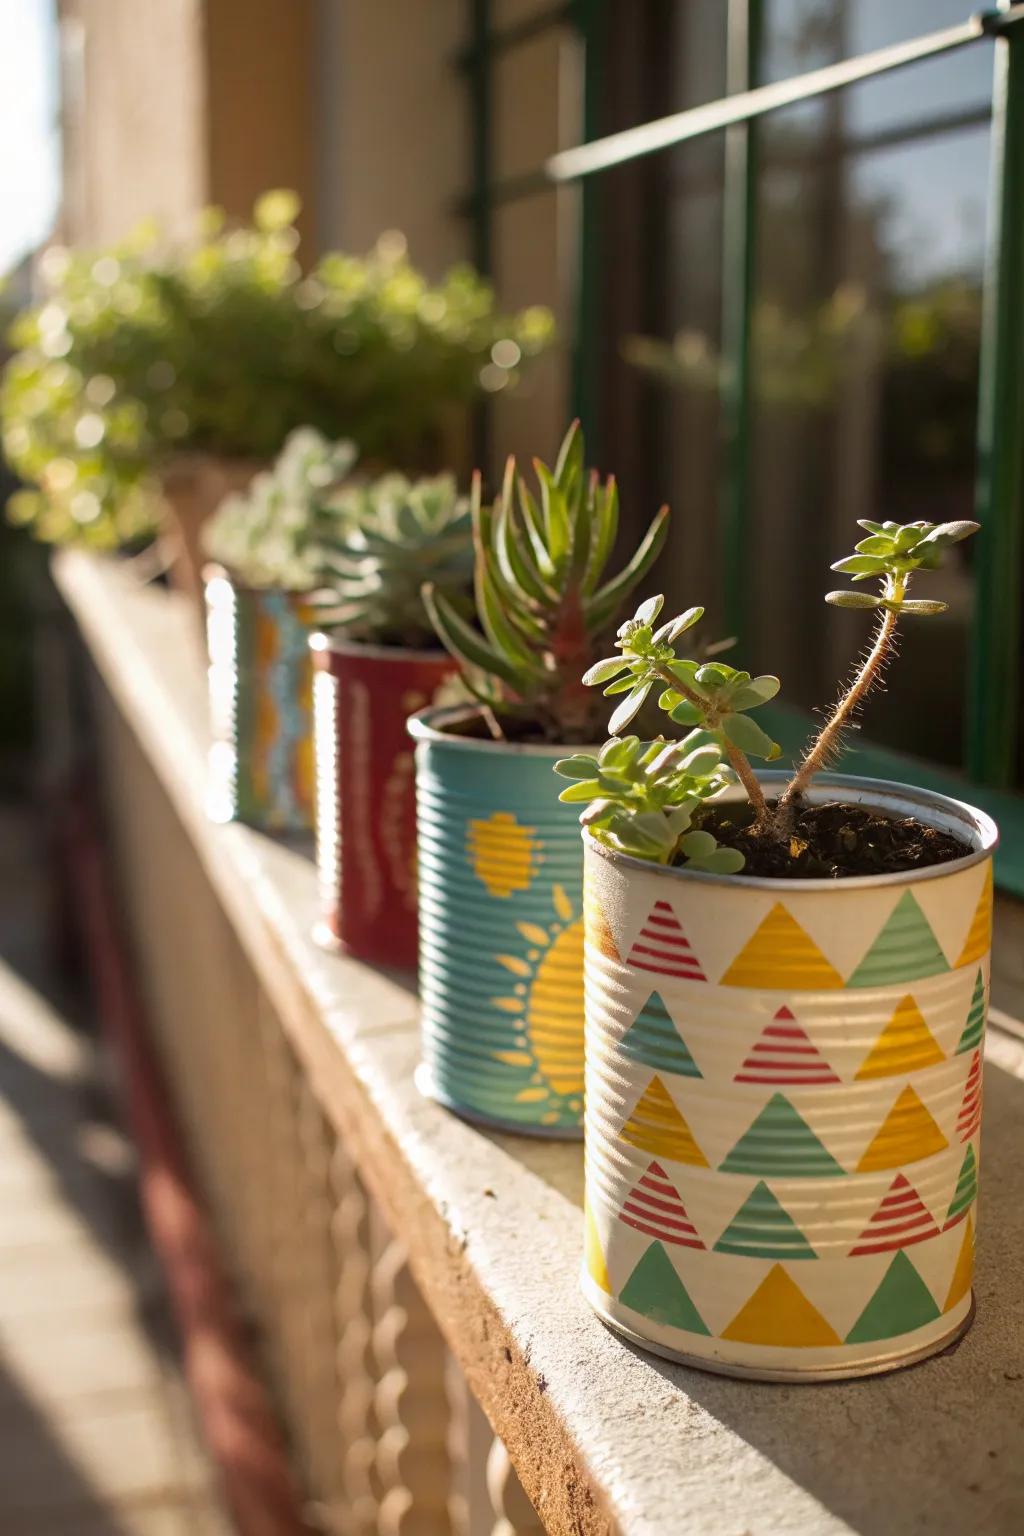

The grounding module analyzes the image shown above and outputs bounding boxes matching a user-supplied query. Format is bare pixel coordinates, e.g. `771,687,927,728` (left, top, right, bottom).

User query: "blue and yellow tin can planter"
205,565,317,832
409,705,590,1137
582,775,997,1380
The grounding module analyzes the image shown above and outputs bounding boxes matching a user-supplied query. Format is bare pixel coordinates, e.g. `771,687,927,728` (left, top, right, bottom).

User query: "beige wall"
57,0,315,248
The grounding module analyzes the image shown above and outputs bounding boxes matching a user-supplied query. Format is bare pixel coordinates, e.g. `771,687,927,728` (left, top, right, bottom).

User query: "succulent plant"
317,472,474,647
555,517,980,869
423,421,669,743
202,427,356,588
2,191,553,549
555,733,743,871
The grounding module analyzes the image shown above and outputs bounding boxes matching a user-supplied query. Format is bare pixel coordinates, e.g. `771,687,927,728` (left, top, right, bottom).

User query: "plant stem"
654,664,768,820
779,602,899,815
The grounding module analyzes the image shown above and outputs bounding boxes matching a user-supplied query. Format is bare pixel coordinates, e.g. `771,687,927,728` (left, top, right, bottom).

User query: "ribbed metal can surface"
205,567,316,832
310,635,454,968
581,776,997,1379
410,707,588,1136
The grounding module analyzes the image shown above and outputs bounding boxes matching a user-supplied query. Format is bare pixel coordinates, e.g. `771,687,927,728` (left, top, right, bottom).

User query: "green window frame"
460,1,1024,891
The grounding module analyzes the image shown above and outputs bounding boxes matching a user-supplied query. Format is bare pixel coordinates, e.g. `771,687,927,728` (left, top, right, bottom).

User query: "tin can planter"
310,635,455,968
410,706,589,1137
582,775,996,1380
205,565,317,831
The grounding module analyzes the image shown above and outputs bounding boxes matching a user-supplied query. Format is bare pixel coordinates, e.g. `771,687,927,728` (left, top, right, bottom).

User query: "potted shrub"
556,519,996,1379
1,192,553,602
309,473,474,967
411,422,670,1136
203,427,356,832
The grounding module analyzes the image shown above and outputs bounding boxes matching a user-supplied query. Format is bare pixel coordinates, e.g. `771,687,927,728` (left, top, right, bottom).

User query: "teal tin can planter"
205,565,317,832
409,706,588,1137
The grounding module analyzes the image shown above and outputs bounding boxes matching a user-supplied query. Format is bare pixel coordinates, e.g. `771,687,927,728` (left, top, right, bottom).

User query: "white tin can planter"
581,775,996,1381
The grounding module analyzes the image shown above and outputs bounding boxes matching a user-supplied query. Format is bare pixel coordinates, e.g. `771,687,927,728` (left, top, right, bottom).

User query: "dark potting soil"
695,800,970,879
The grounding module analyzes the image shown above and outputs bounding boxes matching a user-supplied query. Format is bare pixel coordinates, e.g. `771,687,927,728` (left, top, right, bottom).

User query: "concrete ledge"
55,551,1024,1536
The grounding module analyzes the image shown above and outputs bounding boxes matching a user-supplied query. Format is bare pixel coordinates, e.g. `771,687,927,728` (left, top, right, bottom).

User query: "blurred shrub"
1,191,553,549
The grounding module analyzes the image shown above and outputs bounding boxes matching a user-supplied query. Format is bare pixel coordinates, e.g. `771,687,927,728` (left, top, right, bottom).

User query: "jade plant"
555,517,979,869
2,191,553,548
316,473,475,648
423,421,669,743
202,427,356,589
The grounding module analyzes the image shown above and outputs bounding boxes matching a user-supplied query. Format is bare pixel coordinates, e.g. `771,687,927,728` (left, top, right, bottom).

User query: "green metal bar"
720,0,761,641
570,0,605,443
968,6,1024,786
546,6,1024,183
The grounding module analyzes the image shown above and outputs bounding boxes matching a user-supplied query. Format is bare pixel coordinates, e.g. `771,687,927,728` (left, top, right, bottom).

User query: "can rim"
408,703,602,757
309,630,450,665
584,770,998,891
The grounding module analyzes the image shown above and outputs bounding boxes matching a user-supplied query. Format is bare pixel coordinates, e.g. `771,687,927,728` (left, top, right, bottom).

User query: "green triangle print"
714,1180,817,1259
845,1249,941,1343
956,971,987,1055
619,1240,710,1334
847,891,949,989
719,1094,845,1178
945,1143,978,1228
619,991,701,1079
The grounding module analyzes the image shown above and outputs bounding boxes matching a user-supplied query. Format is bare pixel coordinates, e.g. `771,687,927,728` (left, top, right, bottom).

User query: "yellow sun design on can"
491,883,585,1122
468,811,541,899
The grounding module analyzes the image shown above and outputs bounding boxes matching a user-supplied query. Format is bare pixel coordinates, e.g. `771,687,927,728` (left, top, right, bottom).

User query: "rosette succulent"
423,421,669,742
202,427,356,589
317,472,474,647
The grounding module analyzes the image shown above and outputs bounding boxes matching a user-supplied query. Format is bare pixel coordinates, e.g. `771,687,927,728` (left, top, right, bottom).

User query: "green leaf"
653,605,704,645
899,598,948,615
553,419,583,486
831,554,887,579
604,673,638,695
856,519,886,535
825,589,881,609
634,594,664,626
854,535,893,556
553,754,599,780
583,656,628,686
729,674,780,710
722,711,782,760
583,477,618,595
586,505,670,632
694,663,733,691
677,829,717,860
534,460,570,564
680,745,721,778
558,778,603,803
914,519,979,550
423,585,525,691
687,846,745,875
669,698,703,726
609,681,652,734
599,735,641,770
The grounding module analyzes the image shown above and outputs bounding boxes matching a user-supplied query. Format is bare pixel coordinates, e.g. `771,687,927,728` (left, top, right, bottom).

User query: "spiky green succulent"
317,473,474,647
202,426,356,588
423,421,669,742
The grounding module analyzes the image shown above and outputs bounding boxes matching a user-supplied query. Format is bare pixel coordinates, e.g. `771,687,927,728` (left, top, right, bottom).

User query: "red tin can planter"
310,634,455,968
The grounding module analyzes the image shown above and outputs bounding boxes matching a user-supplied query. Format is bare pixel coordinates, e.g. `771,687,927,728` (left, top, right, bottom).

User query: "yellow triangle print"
721,1264,841,1347
943,1213,974,1313
855,995,945,1080
584,1201,612,1295
956,865,992,968
584,889,621,965
857,1086,949,1172
619,1075,709,1167
720,903,843,990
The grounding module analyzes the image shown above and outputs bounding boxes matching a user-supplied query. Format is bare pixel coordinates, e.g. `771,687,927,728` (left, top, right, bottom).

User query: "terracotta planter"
310,635,454,968
581,775,996,1380
160,454,264,615
205,565,317,832
409,707,590,1137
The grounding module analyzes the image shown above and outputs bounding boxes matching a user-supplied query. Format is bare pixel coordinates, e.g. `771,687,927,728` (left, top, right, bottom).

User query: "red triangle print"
849,1174,940,1256
956,1052,982,1142
734,1007,840,1086
627,899,706,981
618,1159,704,1249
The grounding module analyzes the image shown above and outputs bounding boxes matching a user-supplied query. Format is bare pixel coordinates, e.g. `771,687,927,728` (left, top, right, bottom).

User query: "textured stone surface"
57,552,1024,1536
